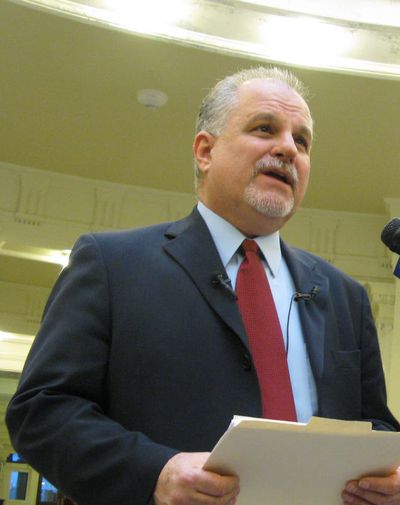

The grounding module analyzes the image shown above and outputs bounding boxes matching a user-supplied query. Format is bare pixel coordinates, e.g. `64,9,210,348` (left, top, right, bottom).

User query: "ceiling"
1,0,400,218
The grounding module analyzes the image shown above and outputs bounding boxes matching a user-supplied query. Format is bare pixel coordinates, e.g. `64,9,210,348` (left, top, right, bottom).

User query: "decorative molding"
363,281,396,380
384,198,400,218
0,161,196,251
282,208,392,281
17,171,49,221
0,281,49,336
0,161,394,271
93,186,125,229
0,400,13,458
0,336,33,374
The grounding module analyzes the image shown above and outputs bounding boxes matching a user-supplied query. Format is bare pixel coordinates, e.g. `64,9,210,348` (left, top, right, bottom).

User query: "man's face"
194,79,313,236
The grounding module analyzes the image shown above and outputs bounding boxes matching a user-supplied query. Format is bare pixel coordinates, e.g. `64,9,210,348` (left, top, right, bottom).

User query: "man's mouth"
258,168,293,187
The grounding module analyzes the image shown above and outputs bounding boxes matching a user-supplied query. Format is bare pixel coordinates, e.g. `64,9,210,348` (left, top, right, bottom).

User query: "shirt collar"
197,202,282,277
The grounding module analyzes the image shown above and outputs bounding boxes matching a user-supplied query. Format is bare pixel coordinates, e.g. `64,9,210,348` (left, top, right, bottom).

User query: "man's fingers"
192,486,239,505
343,469,400,505
153,452,240,505
358,468,400,495
196,469,239,497
343,485,383,504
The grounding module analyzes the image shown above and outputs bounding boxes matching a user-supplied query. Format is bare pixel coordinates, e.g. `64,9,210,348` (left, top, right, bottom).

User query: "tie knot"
241,239,259,254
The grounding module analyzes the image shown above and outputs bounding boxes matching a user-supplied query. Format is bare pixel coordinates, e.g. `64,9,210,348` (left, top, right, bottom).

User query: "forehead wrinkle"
238,81,313,124
240,86,308,111
247,112,275,123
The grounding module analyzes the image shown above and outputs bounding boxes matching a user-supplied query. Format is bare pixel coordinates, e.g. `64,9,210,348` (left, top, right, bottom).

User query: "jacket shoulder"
284,242,364,289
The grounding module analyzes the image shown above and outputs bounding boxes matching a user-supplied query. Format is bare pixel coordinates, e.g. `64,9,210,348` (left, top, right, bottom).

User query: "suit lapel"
163,209,249,349
282,242,329,380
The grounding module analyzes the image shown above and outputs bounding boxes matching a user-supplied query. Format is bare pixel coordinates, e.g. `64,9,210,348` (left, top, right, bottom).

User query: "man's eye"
255,124,273,134
294,136,309,150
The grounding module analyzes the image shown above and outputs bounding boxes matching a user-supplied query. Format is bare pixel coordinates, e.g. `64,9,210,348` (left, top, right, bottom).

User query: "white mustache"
254,157,298,187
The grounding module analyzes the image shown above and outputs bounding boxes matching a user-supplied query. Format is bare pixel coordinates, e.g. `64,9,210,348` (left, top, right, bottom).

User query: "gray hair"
194,66,310,184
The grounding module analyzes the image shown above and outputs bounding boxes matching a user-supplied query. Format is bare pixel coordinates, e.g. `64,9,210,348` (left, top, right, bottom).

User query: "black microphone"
381,218,400,254
381,218,400,279
211,272,237,299
294,286,319,302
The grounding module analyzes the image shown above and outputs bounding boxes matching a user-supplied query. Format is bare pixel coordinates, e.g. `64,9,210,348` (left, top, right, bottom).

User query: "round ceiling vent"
136,88,168,109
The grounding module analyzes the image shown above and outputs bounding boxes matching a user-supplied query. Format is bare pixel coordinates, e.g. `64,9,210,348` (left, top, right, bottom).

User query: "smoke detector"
136,88,168,109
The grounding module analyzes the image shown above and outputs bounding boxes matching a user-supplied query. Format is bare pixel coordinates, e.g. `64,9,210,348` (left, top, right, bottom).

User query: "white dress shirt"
198,202,317,422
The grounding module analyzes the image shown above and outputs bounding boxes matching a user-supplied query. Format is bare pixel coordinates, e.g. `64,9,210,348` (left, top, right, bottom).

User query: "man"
6,67,400,505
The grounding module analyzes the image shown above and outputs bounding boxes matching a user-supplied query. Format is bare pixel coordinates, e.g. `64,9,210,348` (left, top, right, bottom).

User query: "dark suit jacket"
6,208,399,505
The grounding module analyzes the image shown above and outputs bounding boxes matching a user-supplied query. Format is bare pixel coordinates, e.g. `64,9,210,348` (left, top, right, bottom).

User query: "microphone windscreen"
381,218,400,254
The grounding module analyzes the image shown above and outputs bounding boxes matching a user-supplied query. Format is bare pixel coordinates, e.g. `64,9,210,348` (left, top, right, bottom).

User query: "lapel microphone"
211,272,237,299
294,286,319,302
286,285,319,356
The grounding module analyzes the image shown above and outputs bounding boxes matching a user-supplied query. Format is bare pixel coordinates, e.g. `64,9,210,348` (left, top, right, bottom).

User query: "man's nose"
269,133,297,163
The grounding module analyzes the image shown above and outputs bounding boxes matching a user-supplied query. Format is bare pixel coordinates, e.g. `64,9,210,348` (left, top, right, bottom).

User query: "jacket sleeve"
5,234,178,505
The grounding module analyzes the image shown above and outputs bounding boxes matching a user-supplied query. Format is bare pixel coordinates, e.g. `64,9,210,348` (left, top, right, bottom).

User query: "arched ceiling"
1,0,400,216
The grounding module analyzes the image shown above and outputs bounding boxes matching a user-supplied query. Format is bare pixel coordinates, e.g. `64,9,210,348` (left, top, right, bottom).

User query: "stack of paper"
204,416,400,505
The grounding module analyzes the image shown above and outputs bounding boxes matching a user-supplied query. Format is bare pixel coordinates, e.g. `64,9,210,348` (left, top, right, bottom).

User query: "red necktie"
236,239,297,421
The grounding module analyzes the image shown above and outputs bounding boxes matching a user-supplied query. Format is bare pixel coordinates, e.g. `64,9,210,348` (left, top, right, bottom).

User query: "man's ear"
193,131,215,176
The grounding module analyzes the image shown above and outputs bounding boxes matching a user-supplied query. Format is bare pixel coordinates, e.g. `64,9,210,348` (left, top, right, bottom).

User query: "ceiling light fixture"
241,0,400,27
260,16,354,65
11,0,400,79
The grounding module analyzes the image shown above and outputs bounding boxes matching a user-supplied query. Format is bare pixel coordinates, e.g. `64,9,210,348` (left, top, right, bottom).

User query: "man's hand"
153,452,240,505
342,467,400,504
